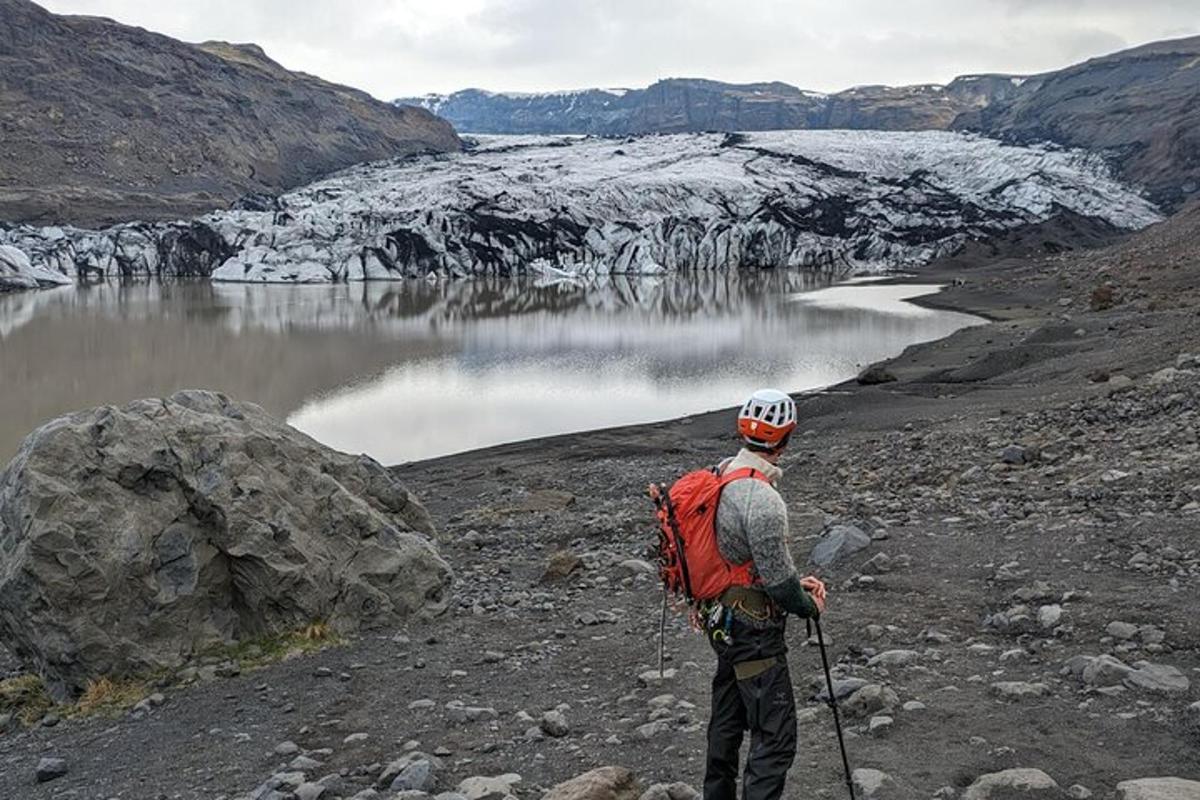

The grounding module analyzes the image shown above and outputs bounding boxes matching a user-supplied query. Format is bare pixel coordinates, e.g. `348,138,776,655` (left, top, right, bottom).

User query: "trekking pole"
810,618,856,800
658,586,668,678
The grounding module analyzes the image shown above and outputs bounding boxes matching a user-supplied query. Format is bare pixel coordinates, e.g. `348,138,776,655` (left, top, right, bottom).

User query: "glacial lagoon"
0,271,982,464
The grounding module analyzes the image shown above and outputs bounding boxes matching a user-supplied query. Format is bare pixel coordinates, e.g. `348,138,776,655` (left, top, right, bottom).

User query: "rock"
458,774,522,800
296,784,327,800
617,559,656,577
379,754,445,790
0,392,450,697
809,524,871,567
1149,368,1179,386
861,553,893,574
990,681,1050,700
853,768,900,799
867,650,920,667
639,783,699,800
35,756,69,783
1067,786,1093,799
1107,621,1140,640
1000,444,1029,465
857,363,897,385
816,677,869,702
1116,777,1200,800
843,684,899,718
290,755,323,771
637,668,677,687
1071,654,1135,687
391,761,437,793
962,768,1060,799
542,767,641,800
1038,605,1064,628
635,720,672,739
542,550,584,582
540,709,570,738
1123,662,1190,693
868,715,893,735
445,702,498,723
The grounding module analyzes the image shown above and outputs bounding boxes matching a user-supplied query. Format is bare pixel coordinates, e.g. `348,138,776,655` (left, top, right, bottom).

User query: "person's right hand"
801,575,827,614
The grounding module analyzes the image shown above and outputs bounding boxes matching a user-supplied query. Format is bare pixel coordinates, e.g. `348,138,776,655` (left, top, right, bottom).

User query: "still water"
0,272,982,464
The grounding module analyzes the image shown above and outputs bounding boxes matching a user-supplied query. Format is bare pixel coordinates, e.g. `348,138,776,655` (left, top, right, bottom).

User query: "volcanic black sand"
1,209,1197,799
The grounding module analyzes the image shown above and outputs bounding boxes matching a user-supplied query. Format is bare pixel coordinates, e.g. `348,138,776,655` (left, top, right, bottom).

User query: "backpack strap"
717,466,771,488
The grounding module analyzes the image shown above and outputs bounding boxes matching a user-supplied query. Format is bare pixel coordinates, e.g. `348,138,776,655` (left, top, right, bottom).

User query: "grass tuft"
72,676,148,718
0,674,54,725
205,620,344,670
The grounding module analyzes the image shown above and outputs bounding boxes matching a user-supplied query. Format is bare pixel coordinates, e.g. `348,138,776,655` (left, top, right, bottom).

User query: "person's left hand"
801,575,827,608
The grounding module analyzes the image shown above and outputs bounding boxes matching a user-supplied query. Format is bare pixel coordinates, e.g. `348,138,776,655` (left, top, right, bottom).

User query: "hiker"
703,387,827,800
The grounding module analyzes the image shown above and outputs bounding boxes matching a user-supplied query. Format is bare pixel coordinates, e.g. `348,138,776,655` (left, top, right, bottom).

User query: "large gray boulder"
0,391,451,697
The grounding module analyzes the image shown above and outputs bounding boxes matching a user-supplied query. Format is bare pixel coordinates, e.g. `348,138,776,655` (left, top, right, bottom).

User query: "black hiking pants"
703,615,797,800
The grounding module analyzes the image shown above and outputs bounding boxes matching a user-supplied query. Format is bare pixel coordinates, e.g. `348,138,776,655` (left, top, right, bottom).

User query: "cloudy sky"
39,0,1200,99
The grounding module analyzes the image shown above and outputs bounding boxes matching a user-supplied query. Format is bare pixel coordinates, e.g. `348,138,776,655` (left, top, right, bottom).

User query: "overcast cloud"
37,0,1200,99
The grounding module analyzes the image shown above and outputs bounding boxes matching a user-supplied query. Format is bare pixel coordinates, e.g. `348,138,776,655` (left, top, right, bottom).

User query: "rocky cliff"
0,0,461,227
399,75,1023,136
956,35,1200,210
0,131,1161,283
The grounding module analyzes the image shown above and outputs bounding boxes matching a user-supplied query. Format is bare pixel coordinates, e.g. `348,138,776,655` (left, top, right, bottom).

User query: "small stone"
1116,777,1200,800
1000,444,1028,465
867,650,920,667
296,783,327,800
963,768,1059,799
1123,662,1190,693
458,774,522,800
809,524,871,567
637,668,677,687
843,684,899,718
1067,785,1093,799
274,740,301,756
343,732,369,745
1037,604,1063,628
391,760,436,793
1107,621,1139,640
990,681,1050,700
540,709,570,738
867,715,893,736
36,757,69,783
852,768,899,799
291,755,323,770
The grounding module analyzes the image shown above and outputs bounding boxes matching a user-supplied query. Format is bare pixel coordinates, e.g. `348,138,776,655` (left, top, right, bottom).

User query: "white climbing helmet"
737,388,797,448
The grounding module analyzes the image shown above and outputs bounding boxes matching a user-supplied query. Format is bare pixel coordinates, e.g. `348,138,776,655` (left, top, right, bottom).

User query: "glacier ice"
0,130,1162,287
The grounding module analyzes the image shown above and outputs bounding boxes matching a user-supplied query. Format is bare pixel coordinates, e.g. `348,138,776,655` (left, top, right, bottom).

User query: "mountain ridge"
399,35,1200,209
0,0,461,226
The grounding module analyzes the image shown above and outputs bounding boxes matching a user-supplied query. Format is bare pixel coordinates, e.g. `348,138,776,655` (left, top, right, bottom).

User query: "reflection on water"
0,272,982,463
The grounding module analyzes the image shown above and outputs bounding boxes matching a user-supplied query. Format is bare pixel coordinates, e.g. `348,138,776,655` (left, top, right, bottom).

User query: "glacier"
0,130,1162,287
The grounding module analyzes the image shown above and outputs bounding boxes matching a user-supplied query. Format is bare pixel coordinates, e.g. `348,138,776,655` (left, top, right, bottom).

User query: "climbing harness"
809,618,856,800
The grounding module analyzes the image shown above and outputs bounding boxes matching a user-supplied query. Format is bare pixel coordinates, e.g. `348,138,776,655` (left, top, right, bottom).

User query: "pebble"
35,757,69,783
540,709,570,738
867,715,893,736
343,732,369,745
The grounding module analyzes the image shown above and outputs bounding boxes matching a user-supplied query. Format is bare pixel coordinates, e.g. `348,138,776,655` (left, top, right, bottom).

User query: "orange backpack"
649,466,769,603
